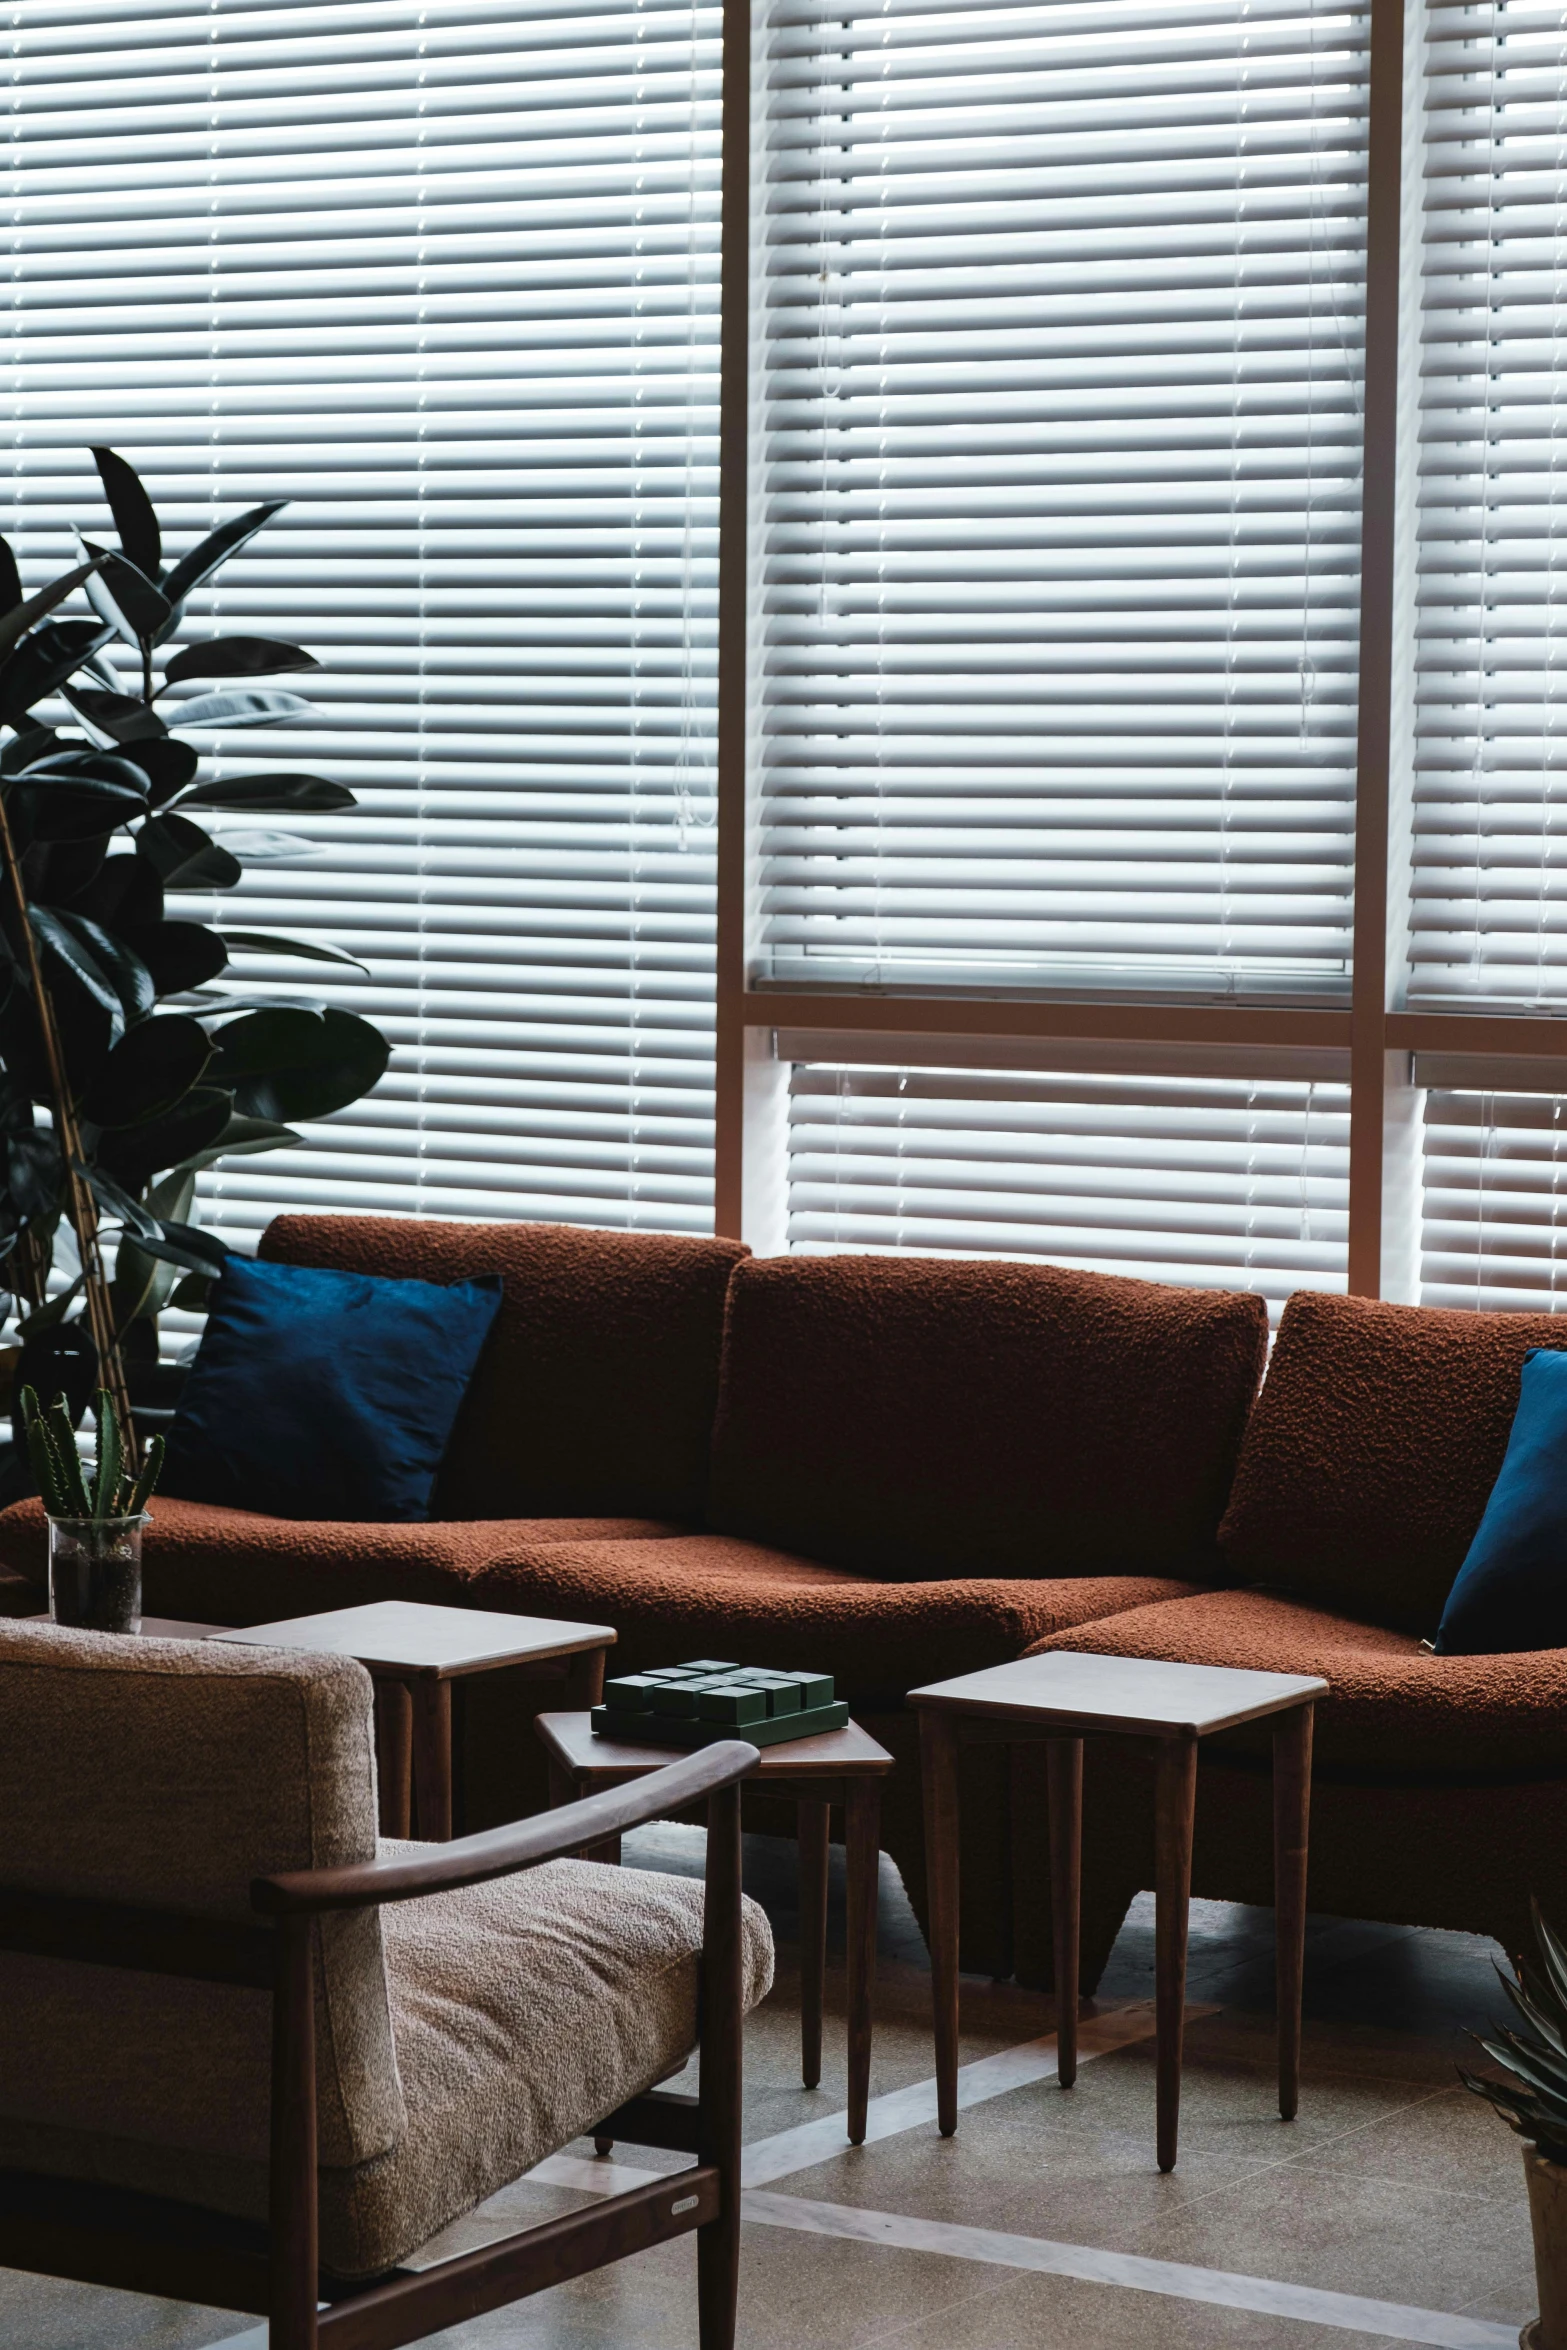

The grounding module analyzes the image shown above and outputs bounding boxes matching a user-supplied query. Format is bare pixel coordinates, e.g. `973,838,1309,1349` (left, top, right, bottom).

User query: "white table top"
212,1599,615,1678
908,1649,1327,1739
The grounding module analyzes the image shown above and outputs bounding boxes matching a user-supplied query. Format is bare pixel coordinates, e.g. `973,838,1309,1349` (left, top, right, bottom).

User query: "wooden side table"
214,1600,616,1841
537,1709,893,2144
910,1650,1326,2171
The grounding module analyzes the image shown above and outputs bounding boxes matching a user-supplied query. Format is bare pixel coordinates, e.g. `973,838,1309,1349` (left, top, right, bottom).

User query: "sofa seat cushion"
1025,1589,1567,1778
0,1849,774,2283
261,1215,747,1521
472,1533,1206,1699
708,1253,1267,1582
0,1497,688,1626
1219,1289,1567,1633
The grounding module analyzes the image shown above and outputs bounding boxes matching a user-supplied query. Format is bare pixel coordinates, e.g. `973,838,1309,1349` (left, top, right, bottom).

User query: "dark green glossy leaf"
218,929,367,973
117,735,198,804
163,1112,299,1177
92,547,171,640
0,619,115,726
0,559,102,662
30,906,124,1043
97,1087,231,1191
166,687,313,731
83,1014,212,1128
112,1232,180,1328
159,500,288,622
0,535,22,618
208,1005,389,1122
168,1271,212,1313
66,911,156,1022
136,813,242,892
30,836,108,907
82,1163,158,1236
175,770,355,814
124,918,227,997
2,726,63,778
90,447,162,578
69,852,161,933
60,683,167,747
18,774,148,842
163,637,318,685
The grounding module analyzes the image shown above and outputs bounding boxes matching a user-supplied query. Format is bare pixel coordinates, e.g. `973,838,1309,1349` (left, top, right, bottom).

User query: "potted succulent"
1461,1900,1567,2348
20,1382,163,1633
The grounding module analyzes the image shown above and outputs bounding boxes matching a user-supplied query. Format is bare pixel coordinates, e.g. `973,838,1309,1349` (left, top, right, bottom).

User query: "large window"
7,0,1567,1312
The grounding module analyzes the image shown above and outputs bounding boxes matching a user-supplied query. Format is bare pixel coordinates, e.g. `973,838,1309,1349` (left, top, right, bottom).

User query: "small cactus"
19,1385,164,1522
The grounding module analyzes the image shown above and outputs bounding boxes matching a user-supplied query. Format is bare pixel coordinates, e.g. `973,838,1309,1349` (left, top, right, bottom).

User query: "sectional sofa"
2,1215,1564,1989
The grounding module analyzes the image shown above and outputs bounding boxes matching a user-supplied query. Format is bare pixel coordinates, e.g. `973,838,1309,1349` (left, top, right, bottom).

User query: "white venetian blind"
1421,1087,1567,1309
752,0,1368,998
1412,0,1567,1003
0,0,720,1248
787,1063,1350,1315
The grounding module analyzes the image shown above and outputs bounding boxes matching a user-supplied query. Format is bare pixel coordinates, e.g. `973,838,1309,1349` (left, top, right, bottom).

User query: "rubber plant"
0,447,389,1455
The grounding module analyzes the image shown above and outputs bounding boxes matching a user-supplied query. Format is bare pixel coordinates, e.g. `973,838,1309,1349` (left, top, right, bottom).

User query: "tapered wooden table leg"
844,1778,880,2144
1274,1700,1314,2123
411,1676,453,1841
1046,1735,1083,2087
920,1709,962,2136
1154,1734,1198,2173
373,1680,413,1838
798,1797,830,2091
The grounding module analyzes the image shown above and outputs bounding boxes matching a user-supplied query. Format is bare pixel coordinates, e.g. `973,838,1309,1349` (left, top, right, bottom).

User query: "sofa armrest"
251,1737,760,1916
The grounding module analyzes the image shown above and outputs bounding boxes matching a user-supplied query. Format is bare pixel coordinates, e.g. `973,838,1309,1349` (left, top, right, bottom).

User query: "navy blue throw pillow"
1435,1347,1567,1655
162,1253,504,1522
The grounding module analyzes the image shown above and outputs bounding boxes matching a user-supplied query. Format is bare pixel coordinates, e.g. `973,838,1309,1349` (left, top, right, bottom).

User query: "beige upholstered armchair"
0,1620,772,2349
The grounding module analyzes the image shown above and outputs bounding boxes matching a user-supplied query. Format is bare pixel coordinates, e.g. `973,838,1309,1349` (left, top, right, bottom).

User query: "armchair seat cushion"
471,1533,1206,1699
1025,1588,1567,1778
0,1496,688,1625
0,1849,774,2282
325,1851,774,2278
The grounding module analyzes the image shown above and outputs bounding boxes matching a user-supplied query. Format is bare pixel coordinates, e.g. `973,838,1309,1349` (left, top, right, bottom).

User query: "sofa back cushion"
0,1620,403,2171
708,1253,1268,1581
1219,1289,1567,1632
261,1215,749,1521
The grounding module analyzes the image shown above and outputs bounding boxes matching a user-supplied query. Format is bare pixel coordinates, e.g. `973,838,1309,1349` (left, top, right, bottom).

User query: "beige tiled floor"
0,1823,1537,2349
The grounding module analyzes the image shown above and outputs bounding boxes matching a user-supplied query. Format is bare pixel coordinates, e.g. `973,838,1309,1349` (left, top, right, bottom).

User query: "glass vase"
48,1513,147,1635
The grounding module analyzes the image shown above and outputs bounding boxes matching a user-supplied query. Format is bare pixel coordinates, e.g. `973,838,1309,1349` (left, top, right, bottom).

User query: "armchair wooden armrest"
252,1738,759,1916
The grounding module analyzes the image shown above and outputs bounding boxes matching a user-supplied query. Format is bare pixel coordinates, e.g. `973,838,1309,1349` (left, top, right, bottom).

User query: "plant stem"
0,785,134,1458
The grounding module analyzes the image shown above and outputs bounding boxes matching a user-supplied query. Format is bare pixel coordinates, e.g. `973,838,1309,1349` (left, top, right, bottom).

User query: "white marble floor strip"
742,2192,1522,2350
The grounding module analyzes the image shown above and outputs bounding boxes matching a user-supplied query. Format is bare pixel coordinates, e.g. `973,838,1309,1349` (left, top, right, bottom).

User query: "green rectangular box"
650,1681,703,1717
693,1680,771,1726
779,1672,834,1709
603,1674,663,1711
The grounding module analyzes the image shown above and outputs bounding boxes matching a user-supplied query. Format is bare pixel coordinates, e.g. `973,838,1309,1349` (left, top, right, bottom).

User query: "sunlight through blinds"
787,1064,1350,1316
0,0,721,1248
752,0,1368,998
1413,1,1567,1004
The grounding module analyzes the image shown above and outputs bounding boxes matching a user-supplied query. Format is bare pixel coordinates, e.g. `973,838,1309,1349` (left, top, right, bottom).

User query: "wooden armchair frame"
0,1736,760,2350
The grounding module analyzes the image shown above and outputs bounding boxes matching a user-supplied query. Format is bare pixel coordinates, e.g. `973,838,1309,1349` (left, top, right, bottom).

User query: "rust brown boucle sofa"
0,1213,1268,1976
4,1218,1564,1987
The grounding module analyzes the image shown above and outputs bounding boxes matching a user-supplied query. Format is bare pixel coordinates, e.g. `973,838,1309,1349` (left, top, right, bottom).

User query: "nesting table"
911,1650,1326,2170
537,1707,894,2143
